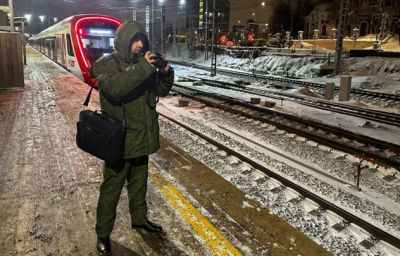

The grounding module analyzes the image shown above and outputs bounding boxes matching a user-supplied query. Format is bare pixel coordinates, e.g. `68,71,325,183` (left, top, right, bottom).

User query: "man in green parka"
93,21,174,255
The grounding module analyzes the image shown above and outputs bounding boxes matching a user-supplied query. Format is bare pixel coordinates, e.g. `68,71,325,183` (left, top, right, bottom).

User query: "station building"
305,0,400,39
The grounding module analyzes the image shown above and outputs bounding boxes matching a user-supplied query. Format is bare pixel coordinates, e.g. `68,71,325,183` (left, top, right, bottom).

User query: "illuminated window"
66,34,75,57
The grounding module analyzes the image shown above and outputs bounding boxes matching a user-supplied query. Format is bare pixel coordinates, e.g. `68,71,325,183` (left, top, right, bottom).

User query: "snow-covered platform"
0,47,330,255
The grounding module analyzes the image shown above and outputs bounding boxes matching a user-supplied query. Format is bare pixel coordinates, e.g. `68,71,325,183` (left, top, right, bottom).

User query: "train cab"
30,15,122,86
71,16,121,85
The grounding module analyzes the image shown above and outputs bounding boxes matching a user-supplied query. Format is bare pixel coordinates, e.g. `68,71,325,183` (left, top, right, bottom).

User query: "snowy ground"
166,46,400,95
0,46,338,256
172,67,400,146
157,97,400,255
5,46,398,255
161,49,400,254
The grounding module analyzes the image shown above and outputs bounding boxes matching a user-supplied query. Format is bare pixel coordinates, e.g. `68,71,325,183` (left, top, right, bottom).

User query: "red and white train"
30,14,122,85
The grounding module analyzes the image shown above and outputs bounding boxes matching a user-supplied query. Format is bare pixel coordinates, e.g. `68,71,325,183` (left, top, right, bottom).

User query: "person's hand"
144,51,156,67
161,64,171,74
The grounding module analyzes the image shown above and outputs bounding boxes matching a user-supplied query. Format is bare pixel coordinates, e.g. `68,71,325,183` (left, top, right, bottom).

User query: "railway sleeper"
308,207,326,217
269,185,287,194
288,195,305,205
359,236,379,249
332,220,350,232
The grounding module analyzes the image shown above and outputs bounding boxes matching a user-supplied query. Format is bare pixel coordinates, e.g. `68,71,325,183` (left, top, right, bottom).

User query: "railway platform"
0,47,332,255
0,47,330,255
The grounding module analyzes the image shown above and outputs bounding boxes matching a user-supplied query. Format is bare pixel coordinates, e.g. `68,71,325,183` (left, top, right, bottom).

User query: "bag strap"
83,85,127,126
83,85,94,107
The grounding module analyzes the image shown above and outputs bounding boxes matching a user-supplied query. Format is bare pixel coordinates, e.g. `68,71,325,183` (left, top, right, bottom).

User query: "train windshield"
79,20,119,65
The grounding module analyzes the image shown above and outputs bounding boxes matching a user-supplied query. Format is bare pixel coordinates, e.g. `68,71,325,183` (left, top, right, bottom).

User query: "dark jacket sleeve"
157,67,174,97
94,56,155,102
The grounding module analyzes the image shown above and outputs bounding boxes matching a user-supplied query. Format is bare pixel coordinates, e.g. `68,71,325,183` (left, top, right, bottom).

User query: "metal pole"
8,0,14,32
204,0,209,60
334,0,349,75
22,21,26,65
210,0,216,76
161,3,165,56
151,0,154,50
132,8,136,21
145,6,150,39
173,13,177,57
290,0,294,35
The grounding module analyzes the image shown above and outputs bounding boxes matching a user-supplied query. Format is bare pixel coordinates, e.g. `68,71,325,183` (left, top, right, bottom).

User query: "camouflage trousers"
96,155,148,237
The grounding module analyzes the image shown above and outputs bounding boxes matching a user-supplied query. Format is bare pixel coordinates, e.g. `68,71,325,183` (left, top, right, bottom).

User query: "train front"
72,15,121,85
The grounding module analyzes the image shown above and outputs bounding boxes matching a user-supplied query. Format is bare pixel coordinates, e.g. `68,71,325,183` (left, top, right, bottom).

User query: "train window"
77,19,120,65
66,34,75,57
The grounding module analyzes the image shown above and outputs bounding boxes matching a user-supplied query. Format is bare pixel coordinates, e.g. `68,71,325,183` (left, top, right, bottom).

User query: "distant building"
304,2,336,39
0,0,10,31
305,0,400,39
346,0,399,38
186,0,230,37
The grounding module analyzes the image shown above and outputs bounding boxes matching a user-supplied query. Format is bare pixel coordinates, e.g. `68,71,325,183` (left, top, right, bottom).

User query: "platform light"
39,15,45,23
53,17,58,23
24,14,32,23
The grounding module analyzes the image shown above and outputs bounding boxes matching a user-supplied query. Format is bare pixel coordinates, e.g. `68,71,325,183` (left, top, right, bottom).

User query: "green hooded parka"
93,21,174,159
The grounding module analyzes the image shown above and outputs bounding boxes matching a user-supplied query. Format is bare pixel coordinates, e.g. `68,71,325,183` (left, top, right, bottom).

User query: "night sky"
13,0,326,34
14,0,184,33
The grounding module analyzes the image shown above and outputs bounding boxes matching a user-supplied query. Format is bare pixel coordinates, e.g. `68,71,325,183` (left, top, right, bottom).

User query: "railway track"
170,60,400,103
171,83,400,170
158,111,400,252
185,76,400,127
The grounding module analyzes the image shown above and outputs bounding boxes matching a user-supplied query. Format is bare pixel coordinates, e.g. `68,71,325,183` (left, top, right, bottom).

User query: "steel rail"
170,60,400,102
159,112,400,250
193,77,400,127
172,84,400,169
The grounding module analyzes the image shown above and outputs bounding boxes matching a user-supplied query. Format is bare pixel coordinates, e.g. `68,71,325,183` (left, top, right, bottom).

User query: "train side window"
66,34,75,57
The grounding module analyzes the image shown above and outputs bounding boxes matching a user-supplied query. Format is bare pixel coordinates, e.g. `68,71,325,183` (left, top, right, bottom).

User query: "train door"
61,34,66,67
53,37,58,61
66,33,82,79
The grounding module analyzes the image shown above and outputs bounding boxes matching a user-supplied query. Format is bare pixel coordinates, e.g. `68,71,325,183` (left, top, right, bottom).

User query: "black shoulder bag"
76,86,126,165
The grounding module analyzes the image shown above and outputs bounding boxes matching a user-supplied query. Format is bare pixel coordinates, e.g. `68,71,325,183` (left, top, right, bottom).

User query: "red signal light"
219,35,228,45
247,33,254,43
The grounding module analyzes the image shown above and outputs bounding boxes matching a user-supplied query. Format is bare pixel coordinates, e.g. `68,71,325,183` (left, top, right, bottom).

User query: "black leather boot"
132,219,163,233
96,236,111,255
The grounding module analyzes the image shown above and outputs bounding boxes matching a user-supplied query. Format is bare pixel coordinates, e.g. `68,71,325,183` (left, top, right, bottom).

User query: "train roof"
31,14,121,39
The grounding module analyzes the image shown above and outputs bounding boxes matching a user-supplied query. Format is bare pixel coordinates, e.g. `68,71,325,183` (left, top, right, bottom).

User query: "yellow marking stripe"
149,164,242,256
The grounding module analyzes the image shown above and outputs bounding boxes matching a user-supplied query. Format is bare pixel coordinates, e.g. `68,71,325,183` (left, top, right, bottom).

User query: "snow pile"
346,57,400,77
217,54,327,78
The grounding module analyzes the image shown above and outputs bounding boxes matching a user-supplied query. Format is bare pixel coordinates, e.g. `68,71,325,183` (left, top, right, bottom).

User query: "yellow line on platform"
149,164,242,256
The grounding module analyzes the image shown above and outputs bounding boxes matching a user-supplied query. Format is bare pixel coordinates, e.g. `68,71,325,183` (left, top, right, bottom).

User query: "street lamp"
159,0,165,55
331,28,337,39
24,14,32,23
39,15,45,24
352,28,359,48
313,29,319,39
